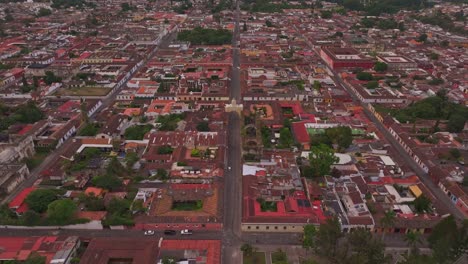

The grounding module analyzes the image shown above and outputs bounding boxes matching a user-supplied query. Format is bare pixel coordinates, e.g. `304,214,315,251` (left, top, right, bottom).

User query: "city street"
222,1,243,263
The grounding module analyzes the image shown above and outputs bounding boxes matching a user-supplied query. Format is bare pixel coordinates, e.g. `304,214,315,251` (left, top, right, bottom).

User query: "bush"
357,72,373,81
196,121,210,132
366,81,379,89
79,123,100,136
157,146,174,154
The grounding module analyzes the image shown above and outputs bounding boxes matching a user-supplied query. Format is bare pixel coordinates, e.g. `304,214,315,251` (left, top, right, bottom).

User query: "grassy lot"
56,87,111,96
243,252,266,264
172,200,203,211
272,250,288,264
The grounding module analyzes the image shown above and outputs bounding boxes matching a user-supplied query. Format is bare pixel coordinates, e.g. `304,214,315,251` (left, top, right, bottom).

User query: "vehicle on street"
164,230,177,235
180,229,193,235
144,230,155,236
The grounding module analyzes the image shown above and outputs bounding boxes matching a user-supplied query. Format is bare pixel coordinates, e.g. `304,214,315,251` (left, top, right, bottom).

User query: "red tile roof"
9,187,36,210
292,122,310,144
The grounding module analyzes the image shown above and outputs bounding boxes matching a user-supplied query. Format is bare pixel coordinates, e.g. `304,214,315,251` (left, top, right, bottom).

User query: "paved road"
0,228,222,240
222,1,243,264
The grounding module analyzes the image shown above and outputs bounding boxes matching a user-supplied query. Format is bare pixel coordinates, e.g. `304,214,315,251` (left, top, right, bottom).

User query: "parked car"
144,230,155,236
180,229,193,235
164,230,177,235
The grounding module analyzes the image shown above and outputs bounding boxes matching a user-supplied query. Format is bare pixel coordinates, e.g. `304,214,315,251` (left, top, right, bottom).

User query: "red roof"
171,184,210,190
57,100,79,113
279,102,304,115
0,237,26,260
292,122,310,144
9,187,36,210
17,124,33,135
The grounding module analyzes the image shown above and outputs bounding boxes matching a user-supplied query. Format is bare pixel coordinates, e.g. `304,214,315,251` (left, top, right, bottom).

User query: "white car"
144,230,155,236
180,229,193,235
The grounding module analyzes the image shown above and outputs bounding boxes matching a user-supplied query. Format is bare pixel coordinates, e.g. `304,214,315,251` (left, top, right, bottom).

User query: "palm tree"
380,210,396,241
404,231,422,254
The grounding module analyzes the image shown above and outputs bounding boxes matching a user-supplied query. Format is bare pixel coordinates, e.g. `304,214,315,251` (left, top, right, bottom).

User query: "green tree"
302,224,317,251
22,210,41,226
265,20,273,27
43,71,62,85
124,124,153,140
196,121,210,132
380,210,396,241
240,243,254,256
37,8,52,17
414,195,431,213
343,0,364,10
398,253,437,264
429,52,439,60
121,3,135,12
418,33,428,42
374,62,388,72
78,123,99,136
24,252,46,264
125,152,139,168
25,189,58,213
308,144,339,177
320,10,333,19
106,198,131,215
366,80,379,89
47,199,77,225
156,168,169,180
106,157,127,177
404,231,422,254
92,175,122,191
279,127,293,148
325,126,353,150
313,80,321,91
347,227,390,264
428,215,468,263
315,217,342,258
79,193,105,211
449,148,461,160
356,72,373,81
447,114,466,133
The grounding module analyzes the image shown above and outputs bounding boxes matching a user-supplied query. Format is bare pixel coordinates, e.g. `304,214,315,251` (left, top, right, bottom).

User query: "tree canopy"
92,174,122,191
428,215,468,263
177,27,232,45
374,62,388,72
196,121,210,132
124,124,153,140
25,189,58,213
310,126,353,150
307,144,339,177
387,92,468,131
47,199,77,225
